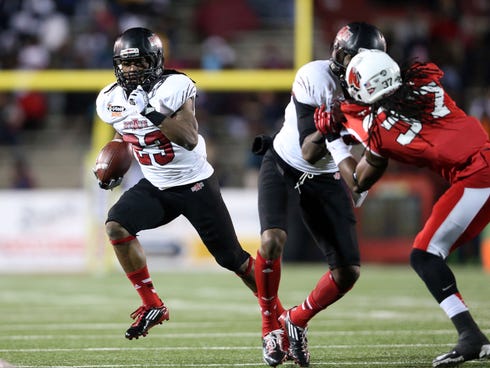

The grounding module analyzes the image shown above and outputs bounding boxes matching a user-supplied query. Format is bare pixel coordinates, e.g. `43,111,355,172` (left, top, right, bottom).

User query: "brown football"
94,139,132,183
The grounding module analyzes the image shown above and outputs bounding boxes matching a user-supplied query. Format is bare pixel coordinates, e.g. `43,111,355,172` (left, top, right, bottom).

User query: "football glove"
92,170,123,190
314,101,346,142
128,85,149,114
98,177,123,190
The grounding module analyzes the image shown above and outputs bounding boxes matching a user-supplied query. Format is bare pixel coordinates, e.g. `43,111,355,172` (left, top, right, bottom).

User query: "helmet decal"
365,82,376,96
120,48,140,58
148,34,162,49
336,25,353,43
330,22,386,78
347,66,361,90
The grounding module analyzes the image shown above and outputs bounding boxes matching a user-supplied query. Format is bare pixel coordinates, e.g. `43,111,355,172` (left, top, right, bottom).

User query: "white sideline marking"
13,365,427,368
2,328,487,339
0,343,454,353
3,362,439,368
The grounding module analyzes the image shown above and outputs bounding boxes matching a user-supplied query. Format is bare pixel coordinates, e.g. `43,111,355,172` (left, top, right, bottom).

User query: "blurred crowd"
0,0,489,188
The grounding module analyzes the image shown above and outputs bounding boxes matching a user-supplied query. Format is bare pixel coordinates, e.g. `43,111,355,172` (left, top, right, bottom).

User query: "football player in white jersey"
253,22,386,367
95,27,256,340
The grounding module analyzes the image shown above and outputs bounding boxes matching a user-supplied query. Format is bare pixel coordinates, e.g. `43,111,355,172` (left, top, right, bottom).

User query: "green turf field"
1,264,489,367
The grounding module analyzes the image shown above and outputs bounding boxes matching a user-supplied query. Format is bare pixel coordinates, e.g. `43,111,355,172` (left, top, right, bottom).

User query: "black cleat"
433,343,490,367
280,310,310,367
262,329,287,366
125,304,169,340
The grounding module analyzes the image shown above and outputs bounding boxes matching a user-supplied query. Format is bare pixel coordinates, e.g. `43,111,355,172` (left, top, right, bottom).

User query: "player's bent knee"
236,255,254,277
410,248,441,276
105,221,125,238
260,229,286,259
212,249,249,272
332,265,360,292
105,221,134,245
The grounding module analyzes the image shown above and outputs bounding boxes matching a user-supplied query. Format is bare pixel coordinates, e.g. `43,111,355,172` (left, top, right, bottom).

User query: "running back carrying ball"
94,139,132,189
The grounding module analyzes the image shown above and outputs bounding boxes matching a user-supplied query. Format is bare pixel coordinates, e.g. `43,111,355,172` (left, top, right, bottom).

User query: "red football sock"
126,266,162,307
255,251,282,336
290,271,342,328
276,296,285,317
251,255,285,316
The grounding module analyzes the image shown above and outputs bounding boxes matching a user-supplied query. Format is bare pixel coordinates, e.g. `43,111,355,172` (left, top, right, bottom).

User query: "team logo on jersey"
123,118,150,129
108,103,125,117
108,104,125,112
191,182,204,192
334,172,341,180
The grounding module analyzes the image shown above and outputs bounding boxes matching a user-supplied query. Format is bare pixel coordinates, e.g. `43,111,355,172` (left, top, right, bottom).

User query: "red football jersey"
342,63,490,184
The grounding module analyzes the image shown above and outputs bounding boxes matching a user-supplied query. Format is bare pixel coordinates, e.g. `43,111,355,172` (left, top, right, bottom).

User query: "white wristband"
326,138,352,166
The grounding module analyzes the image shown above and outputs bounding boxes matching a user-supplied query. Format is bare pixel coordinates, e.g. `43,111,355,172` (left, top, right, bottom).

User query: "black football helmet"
330,22,386,79
113,27,164,92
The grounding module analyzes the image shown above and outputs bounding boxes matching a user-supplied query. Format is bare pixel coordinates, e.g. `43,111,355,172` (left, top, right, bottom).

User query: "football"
94,139,132,184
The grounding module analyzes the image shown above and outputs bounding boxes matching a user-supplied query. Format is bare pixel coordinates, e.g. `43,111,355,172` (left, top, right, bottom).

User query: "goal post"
0,0,313,155
0,0,313,272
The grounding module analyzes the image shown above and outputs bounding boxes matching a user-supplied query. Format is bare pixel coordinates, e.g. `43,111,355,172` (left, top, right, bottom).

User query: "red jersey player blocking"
95,27,258,340
314,49,490,367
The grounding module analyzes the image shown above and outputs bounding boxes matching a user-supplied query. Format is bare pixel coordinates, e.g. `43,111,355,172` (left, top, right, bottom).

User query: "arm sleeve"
294,96,317,145
292,61,337,145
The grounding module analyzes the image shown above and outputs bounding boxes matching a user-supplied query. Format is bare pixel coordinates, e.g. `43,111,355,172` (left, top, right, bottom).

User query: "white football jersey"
96,73,214,189
273,60,346,174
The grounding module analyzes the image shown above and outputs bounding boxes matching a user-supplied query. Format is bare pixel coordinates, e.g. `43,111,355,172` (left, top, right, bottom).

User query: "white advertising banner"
0,188,260,273
0,190,88,272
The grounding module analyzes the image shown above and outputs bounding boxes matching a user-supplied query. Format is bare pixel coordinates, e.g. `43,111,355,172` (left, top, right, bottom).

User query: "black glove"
98,177,123,190
251,134,273,155
92,169,123,190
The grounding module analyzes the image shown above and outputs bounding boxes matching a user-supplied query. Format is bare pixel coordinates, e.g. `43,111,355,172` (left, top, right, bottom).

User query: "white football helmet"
345,49,402,104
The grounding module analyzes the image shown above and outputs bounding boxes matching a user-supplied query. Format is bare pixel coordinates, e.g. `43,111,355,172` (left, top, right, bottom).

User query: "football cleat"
280,310,310,367
125,303,169,340
277,312,293,361
432,343,490,367
262,329,287,366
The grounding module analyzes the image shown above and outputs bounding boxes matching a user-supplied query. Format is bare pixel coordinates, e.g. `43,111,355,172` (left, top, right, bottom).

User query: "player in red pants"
314,49,490,367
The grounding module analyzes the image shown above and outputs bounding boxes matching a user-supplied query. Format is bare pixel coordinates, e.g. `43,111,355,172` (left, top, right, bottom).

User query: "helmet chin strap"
329,60,344,78
119,68,162,93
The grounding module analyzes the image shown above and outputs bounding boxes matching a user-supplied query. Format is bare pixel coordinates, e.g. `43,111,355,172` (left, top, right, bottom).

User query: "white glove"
128,85,149,114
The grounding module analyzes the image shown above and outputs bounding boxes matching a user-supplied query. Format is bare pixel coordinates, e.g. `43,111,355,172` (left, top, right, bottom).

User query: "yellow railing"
0,0,312,93
0,0,313,153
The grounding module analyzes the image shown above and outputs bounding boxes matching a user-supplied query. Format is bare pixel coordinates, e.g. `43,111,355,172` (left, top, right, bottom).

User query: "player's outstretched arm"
337,151,387,193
